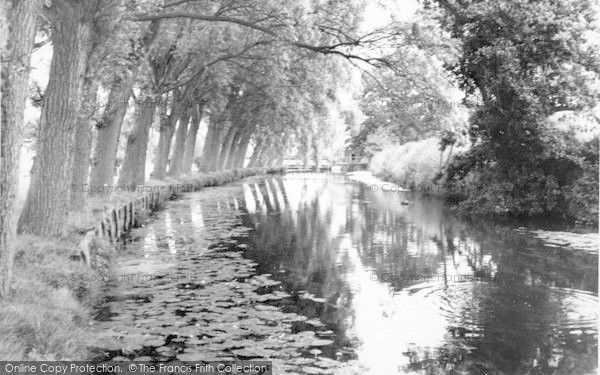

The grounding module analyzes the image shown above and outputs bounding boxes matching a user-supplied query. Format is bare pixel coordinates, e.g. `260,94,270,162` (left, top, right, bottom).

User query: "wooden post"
121,205,127,233
111,209,119,241
133,198,139,227
100,219,106,238
105,217,111,242
116,206,122,235
128,201,133,229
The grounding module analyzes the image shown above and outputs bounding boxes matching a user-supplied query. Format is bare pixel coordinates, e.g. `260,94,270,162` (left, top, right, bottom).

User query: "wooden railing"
92,167,285,245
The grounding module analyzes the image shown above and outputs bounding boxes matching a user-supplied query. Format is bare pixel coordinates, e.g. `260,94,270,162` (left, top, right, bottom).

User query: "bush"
445,132,598,224
370,138,451,193
564,138,599,224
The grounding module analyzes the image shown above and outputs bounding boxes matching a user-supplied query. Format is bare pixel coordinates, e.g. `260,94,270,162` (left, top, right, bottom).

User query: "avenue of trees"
0,0,405,297
1,0,598,298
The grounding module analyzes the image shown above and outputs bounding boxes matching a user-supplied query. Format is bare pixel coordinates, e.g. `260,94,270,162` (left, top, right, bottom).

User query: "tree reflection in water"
240,174,598,374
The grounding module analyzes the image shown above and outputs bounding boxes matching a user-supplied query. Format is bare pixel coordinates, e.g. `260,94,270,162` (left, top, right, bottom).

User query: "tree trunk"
181,103,203,174
218,125,237,170
199,89,237,171
18,0,94,236
90,68,137,190
226,130,243,170
118,96,157,188
235,133,251,168
167,109,191,177
70,79,99,210
0,0,41,297
198,119,222,172
151,113,178,179
248,142,263,168
312,139,320,171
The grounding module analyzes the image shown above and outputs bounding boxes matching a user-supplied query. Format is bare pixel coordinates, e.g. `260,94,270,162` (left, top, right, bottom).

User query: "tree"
434,0,600,217
0,0,42,297
348,16,464,157
89,13,158,191
118,92,158,188
181,101,205,174
89,66,139,190
13,0,415,237
167,104,192,176
18,0,101,235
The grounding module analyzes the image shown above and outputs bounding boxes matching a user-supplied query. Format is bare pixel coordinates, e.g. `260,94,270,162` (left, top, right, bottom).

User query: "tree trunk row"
90,66,139,190
118,96,157,188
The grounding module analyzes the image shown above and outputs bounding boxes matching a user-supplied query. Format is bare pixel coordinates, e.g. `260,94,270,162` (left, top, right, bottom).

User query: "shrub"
445,131,598,224
564,138,599,224
370,138,452,193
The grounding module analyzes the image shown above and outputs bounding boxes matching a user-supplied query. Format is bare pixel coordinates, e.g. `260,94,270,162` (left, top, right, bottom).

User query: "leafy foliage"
433,0,600,222
348,15,468,157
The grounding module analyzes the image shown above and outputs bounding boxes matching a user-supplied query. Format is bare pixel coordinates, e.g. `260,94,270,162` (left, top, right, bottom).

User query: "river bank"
0,167,284,360
367,135,598,226
350,170,598,245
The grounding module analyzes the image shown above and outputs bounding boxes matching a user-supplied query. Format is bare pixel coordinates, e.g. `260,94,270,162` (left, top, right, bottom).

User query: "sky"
362,0,419,29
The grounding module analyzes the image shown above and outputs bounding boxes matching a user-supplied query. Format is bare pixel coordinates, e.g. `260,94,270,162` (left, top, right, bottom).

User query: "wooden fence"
92,167,285,244
94,186,176,244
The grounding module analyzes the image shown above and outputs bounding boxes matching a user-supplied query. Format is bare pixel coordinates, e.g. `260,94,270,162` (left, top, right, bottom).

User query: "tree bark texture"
181,103,203,174
118,96,157,188
0,0,41,297
18,0,93,236
70,79,99,210
151,95,182,179
217,125,237,170
90,67,138,190
167,109,191,177
198,118,222,172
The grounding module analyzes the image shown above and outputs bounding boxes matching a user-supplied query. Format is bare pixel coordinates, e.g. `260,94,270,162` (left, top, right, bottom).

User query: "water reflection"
241,174,598,374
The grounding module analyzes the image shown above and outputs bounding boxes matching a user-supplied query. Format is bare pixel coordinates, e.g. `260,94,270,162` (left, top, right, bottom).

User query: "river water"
91,173,598,375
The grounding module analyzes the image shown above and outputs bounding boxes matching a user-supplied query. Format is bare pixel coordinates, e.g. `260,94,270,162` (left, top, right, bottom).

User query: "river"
91,173,598,375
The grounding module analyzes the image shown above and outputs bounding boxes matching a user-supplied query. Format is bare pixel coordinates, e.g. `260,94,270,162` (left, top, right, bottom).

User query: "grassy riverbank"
0,167,284,360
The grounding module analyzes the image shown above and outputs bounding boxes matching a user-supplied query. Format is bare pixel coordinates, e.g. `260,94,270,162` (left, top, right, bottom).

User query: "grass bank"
0,167,284,360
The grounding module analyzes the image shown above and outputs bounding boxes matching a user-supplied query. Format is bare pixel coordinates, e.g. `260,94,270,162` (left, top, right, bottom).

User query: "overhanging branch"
133,12,391,67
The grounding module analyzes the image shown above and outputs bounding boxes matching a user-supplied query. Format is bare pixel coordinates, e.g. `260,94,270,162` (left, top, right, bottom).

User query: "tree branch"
133,12,391,67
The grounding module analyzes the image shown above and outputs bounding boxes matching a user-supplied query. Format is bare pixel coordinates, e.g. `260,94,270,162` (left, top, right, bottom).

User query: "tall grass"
0,235,111,360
